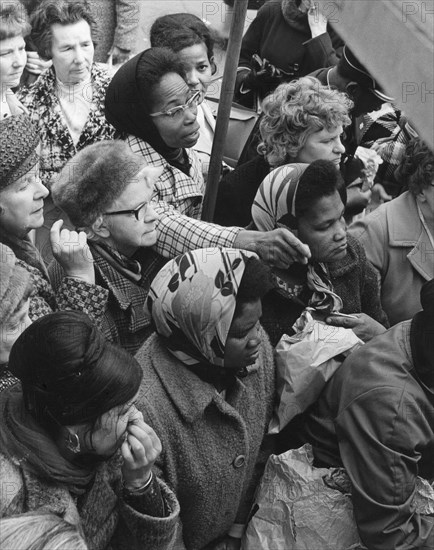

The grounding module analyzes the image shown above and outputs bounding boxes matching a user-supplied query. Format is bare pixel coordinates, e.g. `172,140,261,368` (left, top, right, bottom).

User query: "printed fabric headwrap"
252,164,343,314
147,247,258,368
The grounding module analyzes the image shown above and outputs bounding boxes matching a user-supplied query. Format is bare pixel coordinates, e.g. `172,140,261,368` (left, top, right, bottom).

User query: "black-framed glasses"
103,201,150,222
149,90,203,120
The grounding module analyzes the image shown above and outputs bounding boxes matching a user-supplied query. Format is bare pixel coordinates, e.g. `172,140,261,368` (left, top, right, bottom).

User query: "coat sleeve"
336,385,434,549
113,0,140,51
115,478,184,550
153,208,241,259
302,26,344,74
48,260,108,329
348,209,389,281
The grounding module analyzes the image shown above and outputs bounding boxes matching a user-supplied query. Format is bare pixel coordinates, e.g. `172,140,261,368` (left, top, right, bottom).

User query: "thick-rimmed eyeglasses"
103,201,150,222
149,90,203,120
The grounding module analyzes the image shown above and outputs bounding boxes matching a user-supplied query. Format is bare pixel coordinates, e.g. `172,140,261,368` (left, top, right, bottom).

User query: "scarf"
147,248,257,369
90,241,142,284
0,233,49,278
105,50,191,176
252,163,343,314
0,387,95,495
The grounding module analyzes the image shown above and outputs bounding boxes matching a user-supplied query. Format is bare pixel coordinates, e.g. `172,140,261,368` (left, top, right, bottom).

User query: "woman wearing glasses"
50,140,167,355
104,46,314,279
105,47,204,221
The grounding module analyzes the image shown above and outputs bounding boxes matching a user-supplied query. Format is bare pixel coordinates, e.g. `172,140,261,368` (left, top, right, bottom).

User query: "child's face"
177,42,213,97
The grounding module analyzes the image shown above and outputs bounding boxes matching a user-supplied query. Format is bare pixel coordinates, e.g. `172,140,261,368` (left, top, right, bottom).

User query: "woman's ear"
345,81,360,102
90,215,110,239
210,56,217,76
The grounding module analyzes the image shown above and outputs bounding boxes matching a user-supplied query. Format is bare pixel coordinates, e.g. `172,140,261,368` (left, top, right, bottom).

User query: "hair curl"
0,0,30,41
258,77,352,167
395,138,434,196
29,0,95,60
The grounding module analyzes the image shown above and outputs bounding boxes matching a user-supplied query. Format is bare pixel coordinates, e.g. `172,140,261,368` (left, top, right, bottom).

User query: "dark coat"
300,321,434,549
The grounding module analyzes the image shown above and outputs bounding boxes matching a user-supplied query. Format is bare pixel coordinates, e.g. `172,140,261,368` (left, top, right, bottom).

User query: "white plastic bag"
269,311,363,434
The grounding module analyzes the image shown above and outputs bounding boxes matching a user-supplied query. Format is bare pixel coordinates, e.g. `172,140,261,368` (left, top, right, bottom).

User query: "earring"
65,432,81,454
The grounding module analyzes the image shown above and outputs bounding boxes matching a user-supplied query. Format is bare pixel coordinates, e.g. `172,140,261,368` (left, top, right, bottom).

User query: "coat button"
233,455,246,468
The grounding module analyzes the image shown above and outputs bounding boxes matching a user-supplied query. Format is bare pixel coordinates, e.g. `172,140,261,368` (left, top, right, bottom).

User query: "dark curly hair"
150,13,218,74
235,256,275,312
295,159,346,218
395,138,434,196
29,0,96,60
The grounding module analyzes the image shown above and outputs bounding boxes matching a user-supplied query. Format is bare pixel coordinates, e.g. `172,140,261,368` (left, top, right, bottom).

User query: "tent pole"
201,0,249,222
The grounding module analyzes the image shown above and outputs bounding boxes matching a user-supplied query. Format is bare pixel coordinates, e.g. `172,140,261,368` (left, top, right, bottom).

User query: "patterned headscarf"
147,248,257,367
252,164,343,314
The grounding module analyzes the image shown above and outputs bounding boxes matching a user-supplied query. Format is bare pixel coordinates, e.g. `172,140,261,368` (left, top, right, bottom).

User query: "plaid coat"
127,135,205,219
18,63,115,187
50,245,166,355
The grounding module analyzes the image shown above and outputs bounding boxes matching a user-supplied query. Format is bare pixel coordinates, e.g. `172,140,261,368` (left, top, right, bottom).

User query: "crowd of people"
0,1,433,549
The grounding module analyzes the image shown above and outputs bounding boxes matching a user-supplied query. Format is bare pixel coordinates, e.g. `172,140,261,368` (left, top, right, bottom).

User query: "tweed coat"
135,329,276,550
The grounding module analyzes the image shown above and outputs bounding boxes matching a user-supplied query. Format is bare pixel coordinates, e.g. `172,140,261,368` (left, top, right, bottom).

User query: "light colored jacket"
349,191,433,325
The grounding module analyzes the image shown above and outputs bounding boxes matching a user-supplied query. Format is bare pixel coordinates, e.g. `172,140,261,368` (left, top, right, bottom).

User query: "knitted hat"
338,46,394,103
0,115,40,190
0,243,32,324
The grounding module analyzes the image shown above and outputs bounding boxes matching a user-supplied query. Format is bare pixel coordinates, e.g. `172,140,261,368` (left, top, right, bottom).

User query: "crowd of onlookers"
0,1,433,549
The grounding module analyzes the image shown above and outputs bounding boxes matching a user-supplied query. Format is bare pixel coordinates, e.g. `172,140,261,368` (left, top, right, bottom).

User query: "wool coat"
135,330,276,550
300,321,434,549
0,450,180,550
349,191,434,325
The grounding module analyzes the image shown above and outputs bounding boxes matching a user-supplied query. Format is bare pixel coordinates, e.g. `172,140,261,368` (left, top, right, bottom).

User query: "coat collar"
148,335,247,423
387,192,434,281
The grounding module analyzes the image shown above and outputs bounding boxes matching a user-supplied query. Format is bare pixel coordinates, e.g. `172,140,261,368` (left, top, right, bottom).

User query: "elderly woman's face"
50,19,94,85
295,125,345,166
102,166,161,257
0,164,49,238
0,35,27,90
149,72,201,149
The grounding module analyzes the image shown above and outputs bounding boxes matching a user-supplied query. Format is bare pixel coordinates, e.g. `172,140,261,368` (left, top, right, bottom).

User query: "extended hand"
50,219,95,284
325,312,387,342
235,227,311,269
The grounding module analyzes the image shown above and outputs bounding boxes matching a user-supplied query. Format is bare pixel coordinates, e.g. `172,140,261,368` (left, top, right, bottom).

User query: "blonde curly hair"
258,77,353,167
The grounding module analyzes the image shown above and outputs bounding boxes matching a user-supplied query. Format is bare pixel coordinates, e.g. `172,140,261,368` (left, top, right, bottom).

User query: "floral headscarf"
252,164,343,314
147,248,257,367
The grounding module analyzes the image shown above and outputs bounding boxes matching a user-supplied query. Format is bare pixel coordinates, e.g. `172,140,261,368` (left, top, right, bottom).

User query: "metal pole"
201,0,249,222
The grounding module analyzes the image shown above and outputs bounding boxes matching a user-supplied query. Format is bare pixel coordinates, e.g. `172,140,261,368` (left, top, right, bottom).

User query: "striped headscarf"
252,163,343,314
